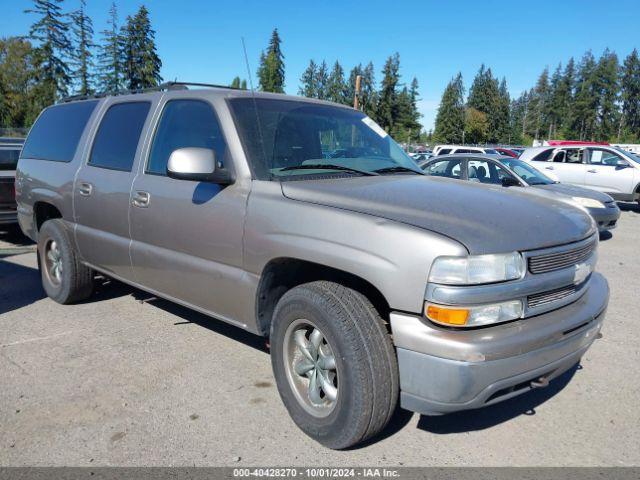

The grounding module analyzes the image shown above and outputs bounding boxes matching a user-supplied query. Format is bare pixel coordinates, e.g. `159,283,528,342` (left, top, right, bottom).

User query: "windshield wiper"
279,164,379,176
373,166,425,175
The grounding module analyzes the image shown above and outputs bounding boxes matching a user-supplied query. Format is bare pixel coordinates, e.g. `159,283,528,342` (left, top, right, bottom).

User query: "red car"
494,147,518,157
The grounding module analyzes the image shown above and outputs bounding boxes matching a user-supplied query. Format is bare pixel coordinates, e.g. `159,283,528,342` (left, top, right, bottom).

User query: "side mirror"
615,159,630,169
501,176,522,187
167,148,233,184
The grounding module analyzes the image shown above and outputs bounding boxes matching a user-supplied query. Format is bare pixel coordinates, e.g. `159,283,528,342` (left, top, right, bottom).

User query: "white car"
432,144,500,156
520,144,640,204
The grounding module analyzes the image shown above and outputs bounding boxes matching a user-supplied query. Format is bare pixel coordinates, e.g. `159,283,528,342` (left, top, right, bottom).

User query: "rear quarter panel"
16,101,104,240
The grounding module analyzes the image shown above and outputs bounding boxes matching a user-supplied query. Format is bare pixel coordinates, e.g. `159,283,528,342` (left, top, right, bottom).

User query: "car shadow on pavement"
599,231,613,241
618,202,640,214
0,224,34,247
129,289,271,354
416,364,578,434
0,260,45,314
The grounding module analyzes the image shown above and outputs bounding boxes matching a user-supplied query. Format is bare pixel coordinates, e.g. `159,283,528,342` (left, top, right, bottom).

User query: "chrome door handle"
78,182,93,196
545,166,554,170
587,169,597,173
132,191,150,208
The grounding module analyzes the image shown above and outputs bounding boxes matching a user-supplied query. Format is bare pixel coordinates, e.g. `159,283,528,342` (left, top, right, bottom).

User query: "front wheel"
270,281,398,449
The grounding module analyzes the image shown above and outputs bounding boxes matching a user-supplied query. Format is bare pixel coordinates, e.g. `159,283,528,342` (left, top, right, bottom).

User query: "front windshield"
229,98,422,179
613,146,640,164
500,158,554,185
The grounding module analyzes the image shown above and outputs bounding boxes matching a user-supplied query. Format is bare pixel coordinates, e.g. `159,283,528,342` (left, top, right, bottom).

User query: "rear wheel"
270,281,398,449
38,219,94,304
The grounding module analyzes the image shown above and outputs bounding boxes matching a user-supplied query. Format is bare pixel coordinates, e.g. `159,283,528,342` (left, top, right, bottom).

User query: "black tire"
270,281,398,449
37,219,94,304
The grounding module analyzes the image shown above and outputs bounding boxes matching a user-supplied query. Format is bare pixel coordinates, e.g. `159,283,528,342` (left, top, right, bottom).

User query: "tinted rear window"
21,101,98,162
0,149,20,170
89,102,151,172
532,149,554,162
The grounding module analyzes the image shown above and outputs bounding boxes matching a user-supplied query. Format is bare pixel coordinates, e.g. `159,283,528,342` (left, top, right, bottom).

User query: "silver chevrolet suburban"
16,83,609,449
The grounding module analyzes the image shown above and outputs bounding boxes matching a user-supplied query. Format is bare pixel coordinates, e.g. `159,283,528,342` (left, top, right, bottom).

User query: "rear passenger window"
21,101,98,162
531,149,554,162
89,102,150,172
147,99,227,175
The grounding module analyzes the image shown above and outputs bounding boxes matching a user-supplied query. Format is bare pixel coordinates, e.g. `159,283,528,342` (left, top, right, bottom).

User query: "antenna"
241,37,269,178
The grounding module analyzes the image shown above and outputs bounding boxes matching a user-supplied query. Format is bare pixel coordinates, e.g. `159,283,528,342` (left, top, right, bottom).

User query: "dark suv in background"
0,137,24,225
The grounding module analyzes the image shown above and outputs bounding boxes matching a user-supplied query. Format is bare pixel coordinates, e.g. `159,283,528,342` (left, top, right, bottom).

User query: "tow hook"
530,376,550,389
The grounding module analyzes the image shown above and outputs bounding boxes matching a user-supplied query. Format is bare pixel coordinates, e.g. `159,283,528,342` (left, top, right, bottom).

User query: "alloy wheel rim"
283,319,339,417
44,239,63,286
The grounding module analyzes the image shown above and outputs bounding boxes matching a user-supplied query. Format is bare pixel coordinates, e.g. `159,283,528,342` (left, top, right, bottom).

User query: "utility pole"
353,75,362,110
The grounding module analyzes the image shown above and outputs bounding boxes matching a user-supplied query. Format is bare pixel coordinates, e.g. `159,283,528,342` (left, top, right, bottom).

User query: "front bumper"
391,272,609,415
587,205,621,231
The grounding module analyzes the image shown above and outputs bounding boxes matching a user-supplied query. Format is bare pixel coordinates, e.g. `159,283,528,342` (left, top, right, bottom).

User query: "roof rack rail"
59,81,242,104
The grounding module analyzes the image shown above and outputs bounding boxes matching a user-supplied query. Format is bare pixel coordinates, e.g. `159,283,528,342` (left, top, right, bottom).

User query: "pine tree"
377,53,400,132
556,58,576,138
70,0,94,95
496,77,511,143
530,68,550,140
360,62,378,119
121,6,162,90
547,64,564,138
315,60,329,100
326,61,347,104
571,51,598,140
257,28,284,93
467,65,501,142
299,59,318,98
594,49,620,141
97,2,122,93
26,0,72,103
433,73,465,143
392,79,422,142
621,48,640,139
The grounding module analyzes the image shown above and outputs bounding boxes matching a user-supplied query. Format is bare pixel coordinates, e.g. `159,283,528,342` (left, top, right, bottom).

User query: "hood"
533,183,614,203
281,176,596,255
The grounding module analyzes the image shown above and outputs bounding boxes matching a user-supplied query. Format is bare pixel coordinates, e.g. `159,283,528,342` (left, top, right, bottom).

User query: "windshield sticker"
362,117,388,138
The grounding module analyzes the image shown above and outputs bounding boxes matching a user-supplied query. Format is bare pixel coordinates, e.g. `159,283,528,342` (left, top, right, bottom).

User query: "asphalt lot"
1,208,639,467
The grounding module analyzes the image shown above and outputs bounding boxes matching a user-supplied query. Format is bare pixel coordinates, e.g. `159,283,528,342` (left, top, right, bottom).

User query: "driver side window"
147,99,227,176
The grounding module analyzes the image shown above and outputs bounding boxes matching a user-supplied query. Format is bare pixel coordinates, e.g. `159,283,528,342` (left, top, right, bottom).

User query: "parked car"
494,147,518,158
421,154,621,231
520,144,640,204
432,144,500,156
0,137,24,225
410,152,432,162
16,83,608,449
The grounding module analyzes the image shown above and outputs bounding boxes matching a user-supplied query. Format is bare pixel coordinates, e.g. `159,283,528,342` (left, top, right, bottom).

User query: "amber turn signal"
425,304,470,326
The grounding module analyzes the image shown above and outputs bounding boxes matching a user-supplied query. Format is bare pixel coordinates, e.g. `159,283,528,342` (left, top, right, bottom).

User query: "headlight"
571,196,605,209
428,252,525,285
425,300,523,327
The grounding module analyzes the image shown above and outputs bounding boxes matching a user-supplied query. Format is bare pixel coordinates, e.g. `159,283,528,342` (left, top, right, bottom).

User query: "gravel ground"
1,208,639,467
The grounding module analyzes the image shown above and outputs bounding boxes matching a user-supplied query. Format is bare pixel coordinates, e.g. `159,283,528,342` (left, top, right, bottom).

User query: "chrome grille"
528,240,596,274
527,285,577,308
